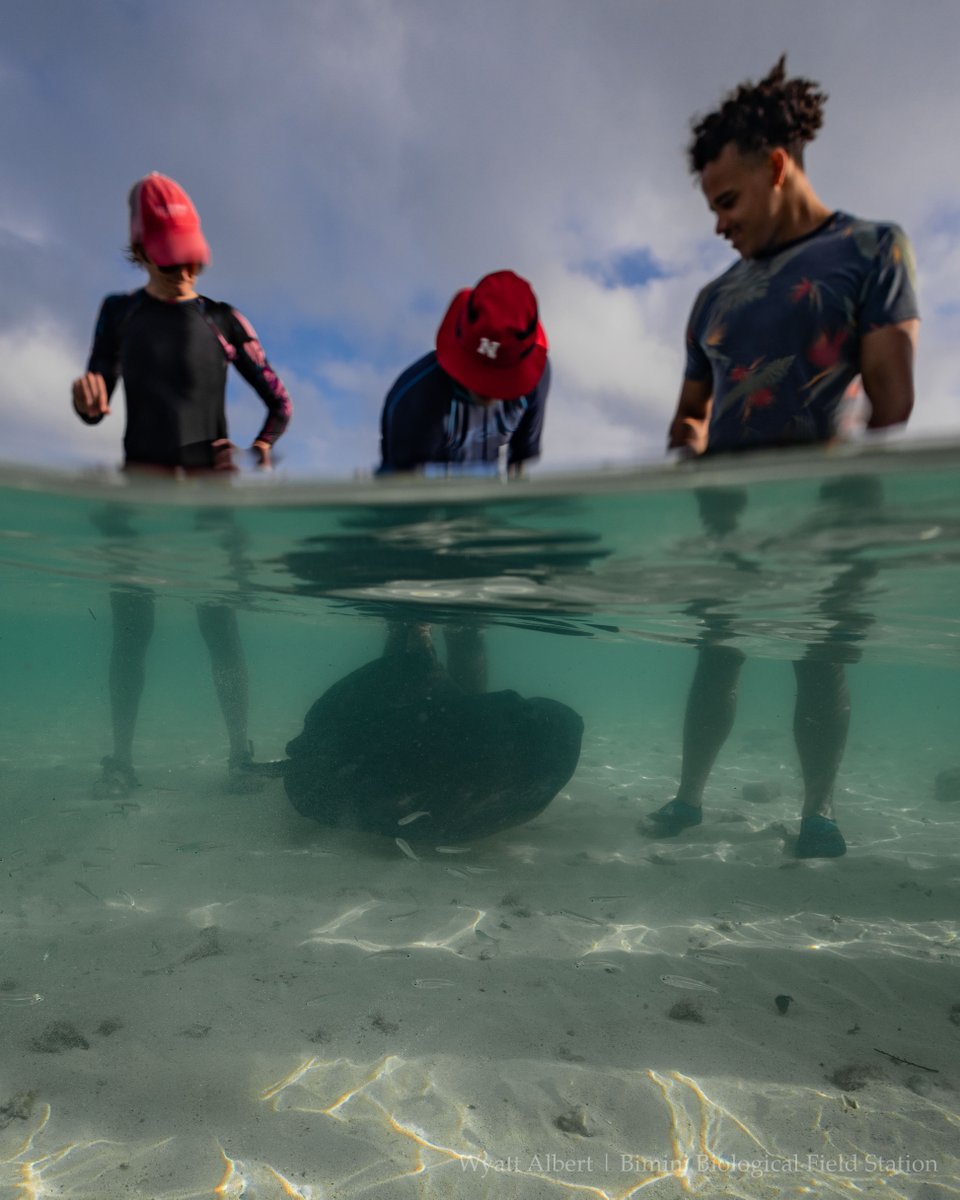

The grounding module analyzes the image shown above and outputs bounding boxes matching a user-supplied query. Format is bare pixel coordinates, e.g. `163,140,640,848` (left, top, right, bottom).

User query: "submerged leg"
647,644,745,835
793,658,850,857
382,620,437,659
101,586,156,792
195,603,251,768
443,624,487,694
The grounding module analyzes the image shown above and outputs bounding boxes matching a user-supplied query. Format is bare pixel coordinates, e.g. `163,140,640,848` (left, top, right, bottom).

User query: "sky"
1,0,958,478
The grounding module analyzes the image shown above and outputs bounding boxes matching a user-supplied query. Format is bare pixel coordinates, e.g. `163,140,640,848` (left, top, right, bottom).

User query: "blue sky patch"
255,319,359,368
923,207,960,237
579,246,668,290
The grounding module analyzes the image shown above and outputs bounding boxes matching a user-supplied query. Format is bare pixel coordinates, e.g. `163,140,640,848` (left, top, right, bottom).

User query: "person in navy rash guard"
376,271,550,689
378,270,550,478
71,172,293,795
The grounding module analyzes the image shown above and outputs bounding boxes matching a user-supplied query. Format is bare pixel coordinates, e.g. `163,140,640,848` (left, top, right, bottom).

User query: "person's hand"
211,438,238,472
668,416,708,457
250,440,273,469
72,372,110,419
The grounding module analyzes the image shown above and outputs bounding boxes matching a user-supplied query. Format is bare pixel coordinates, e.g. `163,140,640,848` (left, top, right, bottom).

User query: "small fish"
74,880,101,902
575,959,622,973
0,993,44,1006
463,866,497,875
397,811,430,826
558,909,604,927
659,975,719,993
435,846,470,854
365,949,412,960
444,867,470,880
414,978,455,989
394,838,419,862
588,895,632,902
116,889,136,908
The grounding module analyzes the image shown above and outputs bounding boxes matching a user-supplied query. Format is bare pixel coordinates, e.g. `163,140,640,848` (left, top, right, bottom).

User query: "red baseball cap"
128,172,210,267
435,270,548,399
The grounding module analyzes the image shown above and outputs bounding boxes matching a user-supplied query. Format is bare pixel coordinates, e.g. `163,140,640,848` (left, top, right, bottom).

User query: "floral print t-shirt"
684,211,919,452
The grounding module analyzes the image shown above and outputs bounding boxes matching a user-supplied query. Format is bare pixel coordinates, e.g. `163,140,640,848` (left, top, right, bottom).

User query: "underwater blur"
0,444,957,1198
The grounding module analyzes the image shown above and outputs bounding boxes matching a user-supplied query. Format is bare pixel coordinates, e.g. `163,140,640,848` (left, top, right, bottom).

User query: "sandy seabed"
1,720,958,1200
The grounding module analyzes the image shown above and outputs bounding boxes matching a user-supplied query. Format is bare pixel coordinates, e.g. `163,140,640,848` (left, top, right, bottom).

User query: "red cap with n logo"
436,270,548,399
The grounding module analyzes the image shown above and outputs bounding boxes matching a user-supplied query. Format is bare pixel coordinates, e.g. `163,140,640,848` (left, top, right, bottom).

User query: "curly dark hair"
688,56,828,174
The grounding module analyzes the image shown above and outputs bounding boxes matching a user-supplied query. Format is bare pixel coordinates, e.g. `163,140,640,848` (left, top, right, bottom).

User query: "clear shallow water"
0,445,958,1198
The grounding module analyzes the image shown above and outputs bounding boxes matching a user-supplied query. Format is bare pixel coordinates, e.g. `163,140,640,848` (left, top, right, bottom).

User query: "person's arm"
377,387,417,475
669,287,715,455
377,354,439,474
858,223,919,430
667,377,713,455
861,318,918,429
223,308,293,466
506,359,550,476
71,297,123,424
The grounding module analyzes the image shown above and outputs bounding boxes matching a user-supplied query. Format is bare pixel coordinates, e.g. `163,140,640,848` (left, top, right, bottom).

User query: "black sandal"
644,798,703,837
94,756,139,798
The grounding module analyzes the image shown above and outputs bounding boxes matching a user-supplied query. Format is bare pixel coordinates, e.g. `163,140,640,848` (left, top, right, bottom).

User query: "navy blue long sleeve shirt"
378,351,549,475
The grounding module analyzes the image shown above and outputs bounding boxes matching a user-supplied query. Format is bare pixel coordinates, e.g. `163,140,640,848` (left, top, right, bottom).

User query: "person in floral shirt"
670,57,918,455
652,57,919,857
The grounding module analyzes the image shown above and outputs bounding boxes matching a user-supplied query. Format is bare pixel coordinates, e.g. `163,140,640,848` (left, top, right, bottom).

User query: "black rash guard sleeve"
210,304,293,446
80,293,134,424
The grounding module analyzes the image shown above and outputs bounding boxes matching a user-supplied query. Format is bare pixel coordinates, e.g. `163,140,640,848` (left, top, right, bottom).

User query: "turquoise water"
0,445,958,1198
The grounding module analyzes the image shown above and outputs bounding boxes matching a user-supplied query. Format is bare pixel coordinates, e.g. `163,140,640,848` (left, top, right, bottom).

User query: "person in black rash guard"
79,290,291,470
73,173,291,471
71,172,293,795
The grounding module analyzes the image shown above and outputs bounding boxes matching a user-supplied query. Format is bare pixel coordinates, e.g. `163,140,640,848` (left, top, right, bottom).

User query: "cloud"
228,358,391,478
0,321,123,468
0,0,958,475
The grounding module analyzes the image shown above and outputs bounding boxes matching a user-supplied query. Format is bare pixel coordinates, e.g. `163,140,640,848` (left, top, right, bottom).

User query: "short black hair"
688,56,828,174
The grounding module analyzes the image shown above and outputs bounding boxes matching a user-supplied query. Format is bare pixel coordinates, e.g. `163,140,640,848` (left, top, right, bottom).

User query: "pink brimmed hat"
129,172,210,267
435,270,547,399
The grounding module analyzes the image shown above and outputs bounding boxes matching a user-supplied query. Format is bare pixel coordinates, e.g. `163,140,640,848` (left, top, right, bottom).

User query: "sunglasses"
156,262,200,276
